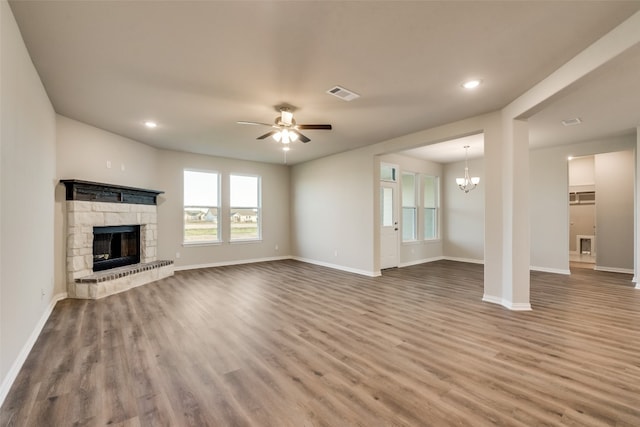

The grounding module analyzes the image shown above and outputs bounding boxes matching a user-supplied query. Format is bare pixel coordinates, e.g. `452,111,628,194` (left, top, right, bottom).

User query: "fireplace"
61,179,174,299
93,225,140,271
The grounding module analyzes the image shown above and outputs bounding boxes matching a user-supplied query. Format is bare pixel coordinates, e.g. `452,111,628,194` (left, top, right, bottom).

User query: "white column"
483,114,531,310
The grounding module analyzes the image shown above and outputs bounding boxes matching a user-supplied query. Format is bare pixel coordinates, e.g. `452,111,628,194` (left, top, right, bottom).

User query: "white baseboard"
482,294,532,311
530,266,571,275
398,256,445,268
292,257,379,277
443,256,485,265
173,255,292,272
0,292,67,407
594,266,634,275
175,256,380,278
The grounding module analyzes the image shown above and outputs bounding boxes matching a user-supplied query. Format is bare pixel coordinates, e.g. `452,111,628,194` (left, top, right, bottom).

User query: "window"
381,187,394,227
423,175,439,240
380,164,397,182
402,172,417,241
230,174,261,241
184,170,220,243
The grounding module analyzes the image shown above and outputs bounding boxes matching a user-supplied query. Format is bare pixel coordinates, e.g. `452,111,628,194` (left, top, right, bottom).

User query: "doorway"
568,151,634,274
380,164,399,269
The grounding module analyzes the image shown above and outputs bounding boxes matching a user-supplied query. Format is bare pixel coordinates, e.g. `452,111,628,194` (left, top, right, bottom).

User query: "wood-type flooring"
2,259,639,426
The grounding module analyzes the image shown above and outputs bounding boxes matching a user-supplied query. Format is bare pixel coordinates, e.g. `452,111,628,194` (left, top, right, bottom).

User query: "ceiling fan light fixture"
281,110,294,125
273,131,282,142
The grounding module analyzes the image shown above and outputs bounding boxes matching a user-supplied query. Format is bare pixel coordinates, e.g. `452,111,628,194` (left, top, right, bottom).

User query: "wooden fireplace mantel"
60,179,164,206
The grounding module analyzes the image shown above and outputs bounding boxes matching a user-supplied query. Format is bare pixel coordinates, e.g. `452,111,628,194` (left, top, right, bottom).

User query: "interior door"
380,181,399,269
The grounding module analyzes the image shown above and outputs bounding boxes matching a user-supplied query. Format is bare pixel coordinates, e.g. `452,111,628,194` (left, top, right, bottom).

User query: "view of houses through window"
184,170,220,243
230,174,261,241
183,170,261,244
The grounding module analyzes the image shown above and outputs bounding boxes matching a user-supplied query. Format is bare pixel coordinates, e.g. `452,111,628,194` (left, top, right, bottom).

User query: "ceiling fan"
237,107,332,148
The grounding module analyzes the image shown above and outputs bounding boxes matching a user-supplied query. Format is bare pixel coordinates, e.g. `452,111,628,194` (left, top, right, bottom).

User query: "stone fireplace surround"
61,180,174,299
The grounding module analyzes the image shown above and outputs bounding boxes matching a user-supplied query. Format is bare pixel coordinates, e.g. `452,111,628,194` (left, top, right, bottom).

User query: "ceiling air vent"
326,85,360,101
561,117,582,126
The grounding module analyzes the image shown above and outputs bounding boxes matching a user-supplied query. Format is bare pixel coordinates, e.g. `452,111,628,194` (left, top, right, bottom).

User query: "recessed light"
462,79,481,89
144,121,158,128
561,117,582,127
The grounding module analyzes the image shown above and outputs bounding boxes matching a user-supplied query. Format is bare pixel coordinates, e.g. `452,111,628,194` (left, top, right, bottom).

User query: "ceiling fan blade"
257,130,278,140
296,132,311,143
237,121,273,127
297,124,332,130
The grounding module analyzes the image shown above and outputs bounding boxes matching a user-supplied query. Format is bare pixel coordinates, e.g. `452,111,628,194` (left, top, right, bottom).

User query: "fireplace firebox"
93,225,141,272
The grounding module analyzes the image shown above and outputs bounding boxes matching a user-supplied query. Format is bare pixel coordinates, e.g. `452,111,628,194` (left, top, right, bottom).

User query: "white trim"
482,294,532,311
594,266,634,275
443,256,485,265
530,266,571,275
174,255,292,272
398,256,444,268
292,257,380,277
635,283,640,289
0,292,67,407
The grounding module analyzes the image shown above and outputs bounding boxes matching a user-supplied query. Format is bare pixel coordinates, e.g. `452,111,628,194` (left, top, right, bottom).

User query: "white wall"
291,147,376,276
56,115,159,188
569,155,595,187
443,157,485,262
378,153,444,266
595,150,634,272
529,135,635,274
1,0,57,402
155,149,291,269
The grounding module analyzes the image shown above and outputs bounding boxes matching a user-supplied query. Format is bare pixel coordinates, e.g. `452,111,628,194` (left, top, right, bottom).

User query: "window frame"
229,173,262,243
183,168,221,245
422,174,440,241
401,172,418,242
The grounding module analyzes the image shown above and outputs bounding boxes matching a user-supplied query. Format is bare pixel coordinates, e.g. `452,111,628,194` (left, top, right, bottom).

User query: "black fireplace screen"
93,225,141,271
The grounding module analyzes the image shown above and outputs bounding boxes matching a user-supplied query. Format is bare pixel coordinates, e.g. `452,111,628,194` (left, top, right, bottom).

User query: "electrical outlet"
106,160,112,169
121,163,125,171
334,250,338,257
175,252,180,259
40,288,45,300
274,244,279,251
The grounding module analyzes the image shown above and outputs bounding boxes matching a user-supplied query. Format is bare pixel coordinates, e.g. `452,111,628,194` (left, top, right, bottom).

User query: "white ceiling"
8,1,640,165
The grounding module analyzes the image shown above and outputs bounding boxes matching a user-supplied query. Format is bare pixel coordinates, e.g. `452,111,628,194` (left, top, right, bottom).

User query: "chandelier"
456,145,480,193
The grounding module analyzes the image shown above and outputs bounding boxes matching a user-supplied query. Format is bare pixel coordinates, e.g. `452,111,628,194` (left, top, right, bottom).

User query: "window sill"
230,239,262,244
183,241,222,247
402,240,421,245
